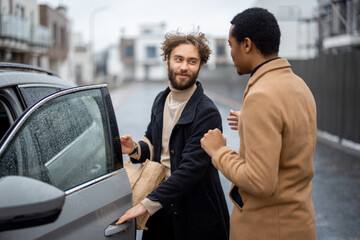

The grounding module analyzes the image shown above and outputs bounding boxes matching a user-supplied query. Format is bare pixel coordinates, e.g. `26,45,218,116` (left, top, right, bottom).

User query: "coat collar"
242,58,291,101
154,81,204,125
178,81,203,125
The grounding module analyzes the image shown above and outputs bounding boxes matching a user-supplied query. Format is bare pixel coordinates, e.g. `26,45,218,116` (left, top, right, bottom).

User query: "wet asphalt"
111,81,360,240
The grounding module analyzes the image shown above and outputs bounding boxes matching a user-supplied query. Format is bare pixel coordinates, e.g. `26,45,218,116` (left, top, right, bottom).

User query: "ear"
166,59,169,69
243,37,252,53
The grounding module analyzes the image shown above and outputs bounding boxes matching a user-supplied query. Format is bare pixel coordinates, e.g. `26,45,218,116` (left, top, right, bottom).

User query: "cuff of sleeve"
211,146,233,169
139,137,154,161
141,198,163,216
129,142,141,160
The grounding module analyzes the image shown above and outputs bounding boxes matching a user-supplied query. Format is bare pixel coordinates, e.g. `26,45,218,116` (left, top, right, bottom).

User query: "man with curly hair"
201,8,317,240
116,31,229,240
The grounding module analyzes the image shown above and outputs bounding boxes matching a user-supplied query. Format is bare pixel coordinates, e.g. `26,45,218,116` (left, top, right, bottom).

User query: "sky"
38,0,255,52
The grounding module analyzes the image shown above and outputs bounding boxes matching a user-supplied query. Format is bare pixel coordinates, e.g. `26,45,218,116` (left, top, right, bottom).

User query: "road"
110,81,360,240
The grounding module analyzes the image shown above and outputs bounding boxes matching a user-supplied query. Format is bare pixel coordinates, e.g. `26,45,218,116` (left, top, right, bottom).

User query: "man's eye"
175,57,182,61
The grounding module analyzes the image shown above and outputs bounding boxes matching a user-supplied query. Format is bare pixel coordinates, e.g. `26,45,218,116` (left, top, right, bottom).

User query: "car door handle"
104,220,132,237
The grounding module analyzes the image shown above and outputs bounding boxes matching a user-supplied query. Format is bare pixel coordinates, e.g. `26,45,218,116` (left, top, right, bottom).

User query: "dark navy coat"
133,82,229,240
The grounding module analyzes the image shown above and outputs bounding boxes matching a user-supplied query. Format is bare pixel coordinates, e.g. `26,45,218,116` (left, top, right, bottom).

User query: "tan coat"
212,58,317,240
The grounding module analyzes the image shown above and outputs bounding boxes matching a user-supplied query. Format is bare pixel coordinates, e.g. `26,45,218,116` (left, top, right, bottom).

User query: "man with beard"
116,31,229,240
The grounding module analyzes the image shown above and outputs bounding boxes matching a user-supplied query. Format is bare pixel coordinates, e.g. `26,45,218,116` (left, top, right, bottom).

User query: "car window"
18,86,62,108
0,100,12,140
0,88,113,191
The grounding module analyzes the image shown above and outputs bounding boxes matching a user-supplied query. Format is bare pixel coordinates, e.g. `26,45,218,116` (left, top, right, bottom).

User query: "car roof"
0,62,76,89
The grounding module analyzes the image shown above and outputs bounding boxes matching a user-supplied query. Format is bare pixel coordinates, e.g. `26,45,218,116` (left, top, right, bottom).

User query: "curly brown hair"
161,30,211,65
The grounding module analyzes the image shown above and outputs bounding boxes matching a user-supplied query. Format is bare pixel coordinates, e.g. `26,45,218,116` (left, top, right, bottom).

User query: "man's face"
167,44,201,90
228,25,247,75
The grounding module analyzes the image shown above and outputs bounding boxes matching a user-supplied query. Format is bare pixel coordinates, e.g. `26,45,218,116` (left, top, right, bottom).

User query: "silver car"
0,63,135,239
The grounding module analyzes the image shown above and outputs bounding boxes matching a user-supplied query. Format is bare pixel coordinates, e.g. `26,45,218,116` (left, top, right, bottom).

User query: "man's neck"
250,54,280,77
251,54,278,70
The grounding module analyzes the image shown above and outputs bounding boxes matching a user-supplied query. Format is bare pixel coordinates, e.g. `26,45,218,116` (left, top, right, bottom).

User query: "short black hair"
230,7,280,56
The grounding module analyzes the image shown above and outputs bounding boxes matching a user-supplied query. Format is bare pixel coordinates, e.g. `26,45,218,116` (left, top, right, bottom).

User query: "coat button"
174,211,179,215
170,149,175,155
170,204,174,207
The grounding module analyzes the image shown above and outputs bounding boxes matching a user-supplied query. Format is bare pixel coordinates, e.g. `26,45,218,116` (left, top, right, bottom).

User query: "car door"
0,84,135,240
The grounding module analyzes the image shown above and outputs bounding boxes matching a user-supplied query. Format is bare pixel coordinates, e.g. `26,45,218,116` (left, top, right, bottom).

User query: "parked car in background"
0,63,135,240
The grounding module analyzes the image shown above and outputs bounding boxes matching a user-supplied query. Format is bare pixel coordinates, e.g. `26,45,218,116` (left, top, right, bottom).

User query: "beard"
168,63,200,90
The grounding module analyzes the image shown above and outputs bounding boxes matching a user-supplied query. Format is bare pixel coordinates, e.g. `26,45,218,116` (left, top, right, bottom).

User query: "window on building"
15,4,25,18
9,0,13,14
142,29,152,35
146,46,157,58
21,6,24,18
216,46,225,56
125,45,134,57
61,27,66,49
75,64,83,85
52,23,57,47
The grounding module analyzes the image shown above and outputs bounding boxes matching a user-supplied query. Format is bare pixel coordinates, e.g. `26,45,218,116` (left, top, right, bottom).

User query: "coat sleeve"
130,92,162,163
147,100,222,210
129,126,153,163
212,91,282,198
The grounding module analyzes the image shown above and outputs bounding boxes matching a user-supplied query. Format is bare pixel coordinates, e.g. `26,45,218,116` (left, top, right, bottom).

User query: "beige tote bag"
124,159,166,230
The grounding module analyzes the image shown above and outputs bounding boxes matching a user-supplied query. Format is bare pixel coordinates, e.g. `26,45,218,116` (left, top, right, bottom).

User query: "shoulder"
194,92,222,127
154,89,167,102
197,93,219,112
151,88,169,108
194,82,219,111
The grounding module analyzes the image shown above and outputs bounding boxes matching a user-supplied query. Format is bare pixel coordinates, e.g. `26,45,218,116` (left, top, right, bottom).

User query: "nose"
180,61,188,71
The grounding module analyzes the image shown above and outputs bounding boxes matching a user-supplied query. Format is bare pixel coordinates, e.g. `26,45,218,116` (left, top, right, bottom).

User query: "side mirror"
0,176,65,231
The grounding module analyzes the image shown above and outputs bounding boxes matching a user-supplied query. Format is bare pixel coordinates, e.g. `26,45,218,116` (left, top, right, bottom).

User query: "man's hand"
201,128,226,157
227,109,241,131
120,135,135,154
116,203,147,226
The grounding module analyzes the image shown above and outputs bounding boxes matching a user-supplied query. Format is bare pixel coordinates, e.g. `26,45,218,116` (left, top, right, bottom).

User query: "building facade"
0,0,49,65
69,33,93,85
253,0,319,59
39,4,69,74
120,38,136,81
119,23,230,81
133,23,166,81
317,0,360,54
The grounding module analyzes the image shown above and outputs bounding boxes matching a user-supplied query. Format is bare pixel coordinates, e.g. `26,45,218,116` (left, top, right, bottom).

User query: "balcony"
0,14,50,49
323,33,360,49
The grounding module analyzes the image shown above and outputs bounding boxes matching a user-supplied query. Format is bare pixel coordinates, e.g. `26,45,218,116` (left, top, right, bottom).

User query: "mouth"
176,73,190,79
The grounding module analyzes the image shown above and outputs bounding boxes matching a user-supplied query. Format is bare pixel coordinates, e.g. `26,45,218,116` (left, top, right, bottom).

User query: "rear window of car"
18,86,62,108
0,89,113,191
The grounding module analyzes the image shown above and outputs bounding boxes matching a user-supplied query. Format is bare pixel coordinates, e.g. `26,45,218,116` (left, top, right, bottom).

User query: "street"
110,81,360,240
